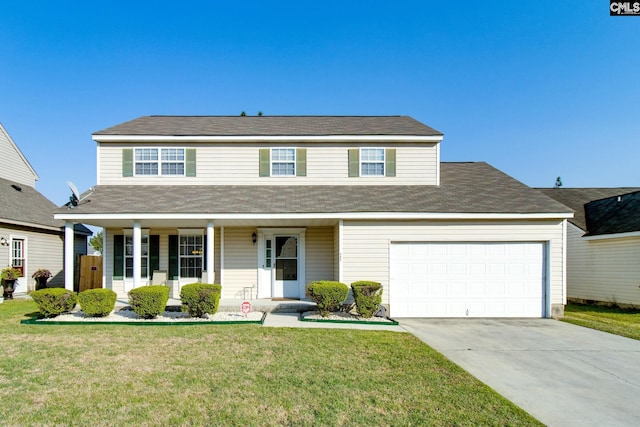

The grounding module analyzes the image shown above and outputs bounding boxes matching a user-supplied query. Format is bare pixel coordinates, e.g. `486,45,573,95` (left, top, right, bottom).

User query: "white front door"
257,229,306,299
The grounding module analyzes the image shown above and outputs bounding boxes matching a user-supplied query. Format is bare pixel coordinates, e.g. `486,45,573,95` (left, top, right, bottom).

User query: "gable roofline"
0,123,39,182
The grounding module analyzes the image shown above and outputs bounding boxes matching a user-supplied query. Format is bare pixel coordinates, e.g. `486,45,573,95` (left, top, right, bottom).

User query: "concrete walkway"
400,318,640,427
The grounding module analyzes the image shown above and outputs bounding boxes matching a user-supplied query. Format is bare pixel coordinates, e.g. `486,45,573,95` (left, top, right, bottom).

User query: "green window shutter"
296,148,307,177
203,234,207,266
149,235,160,273
385,148,396,177
113,235,124,280
168,235,179,280
348,149,359,177
185,149,196,177
259,149,270,177
122,149,133,177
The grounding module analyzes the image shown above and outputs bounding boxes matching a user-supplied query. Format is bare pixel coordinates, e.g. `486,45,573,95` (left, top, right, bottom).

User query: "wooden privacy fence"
78,255,103,292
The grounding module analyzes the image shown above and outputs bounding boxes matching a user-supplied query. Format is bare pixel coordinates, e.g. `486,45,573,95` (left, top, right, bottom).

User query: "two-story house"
54,116,572,317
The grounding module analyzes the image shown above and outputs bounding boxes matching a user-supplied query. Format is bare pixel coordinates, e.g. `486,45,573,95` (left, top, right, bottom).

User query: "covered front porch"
62,217,342,300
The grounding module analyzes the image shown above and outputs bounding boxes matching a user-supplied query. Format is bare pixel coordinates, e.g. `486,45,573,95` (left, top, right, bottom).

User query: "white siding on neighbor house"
97,142,439,186
0,125,38,187
0,225,63,291
340,220,566,308
567,223,640,306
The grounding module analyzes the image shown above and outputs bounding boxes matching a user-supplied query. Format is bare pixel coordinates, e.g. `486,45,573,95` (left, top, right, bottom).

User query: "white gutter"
583,230,640,241
92,135,444,143
2,218,63,232
55,212,574,221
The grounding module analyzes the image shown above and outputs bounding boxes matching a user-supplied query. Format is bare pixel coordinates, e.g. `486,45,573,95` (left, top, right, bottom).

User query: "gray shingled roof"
93,116,443,137
537,188,640,230
57,163,571,216
0,177,65,229
583,191,640,236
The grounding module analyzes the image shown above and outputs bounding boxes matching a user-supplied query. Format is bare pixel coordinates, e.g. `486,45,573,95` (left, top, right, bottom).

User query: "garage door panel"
467,282,487,297
390,242,545,318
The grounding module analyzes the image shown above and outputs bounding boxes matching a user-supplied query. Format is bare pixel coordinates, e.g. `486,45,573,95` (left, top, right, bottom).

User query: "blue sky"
1,1,638,206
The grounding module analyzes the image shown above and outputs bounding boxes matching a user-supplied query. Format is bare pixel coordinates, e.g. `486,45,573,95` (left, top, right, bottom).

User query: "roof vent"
11,184,22,192
618,196,622,203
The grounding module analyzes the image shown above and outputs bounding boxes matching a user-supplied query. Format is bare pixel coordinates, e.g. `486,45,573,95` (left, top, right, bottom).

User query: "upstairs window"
360,148,385,176
161,148,185,175
135,149,159,175
271,148,296,176
134,148,185,176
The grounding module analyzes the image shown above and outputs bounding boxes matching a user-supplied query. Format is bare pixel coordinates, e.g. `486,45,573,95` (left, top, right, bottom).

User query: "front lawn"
562,303,640,340
0,299,541,426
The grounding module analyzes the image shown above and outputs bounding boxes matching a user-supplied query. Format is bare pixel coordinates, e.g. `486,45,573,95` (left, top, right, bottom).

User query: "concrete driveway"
400,318,640,427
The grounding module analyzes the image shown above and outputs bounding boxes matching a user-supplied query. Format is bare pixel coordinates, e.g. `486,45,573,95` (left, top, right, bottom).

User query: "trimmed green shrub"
351,281,383,318
180,283,222,318
78,288,117,317
306,281,349,317
128,285,170,319
30,288,77,318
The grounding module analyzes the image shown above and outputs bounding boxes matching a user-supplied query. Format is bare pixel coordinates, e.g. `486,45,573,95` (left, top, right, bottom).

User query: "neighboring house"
54,116,572,318
0,123,92,293
539,188,640,307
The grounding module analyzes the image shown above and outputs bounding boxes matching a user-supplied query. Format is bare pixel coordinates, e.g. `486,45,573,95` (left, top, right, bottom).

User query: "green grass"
0,299,541,426
562,303,640,340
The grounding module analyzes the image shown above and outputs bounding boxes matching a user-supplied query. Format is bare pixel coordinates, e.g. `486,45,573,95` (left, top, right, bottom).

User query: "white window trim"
360,147,385,177
270,148,296,177
133,147,186,177
178,229,204,279
9,234,27,273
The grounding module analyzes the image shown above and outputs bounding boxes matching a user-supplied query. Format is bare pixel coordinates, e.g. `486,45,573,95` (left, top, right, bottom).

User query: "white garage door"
390,242,545,318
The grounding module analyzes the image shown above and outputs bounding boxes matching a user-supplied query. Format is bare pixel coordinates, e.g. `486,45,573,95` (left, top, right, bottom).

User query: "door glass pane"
265,239,272,268
276,236,297,258
276,259,298,281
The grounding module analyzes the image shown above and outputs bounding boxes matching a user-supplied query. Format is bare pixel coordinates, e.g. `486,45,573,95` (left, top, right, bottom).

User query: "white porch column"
220,226,225,285
133,221,141,288
207,221,214,283
338,219,344,282
64,222,74,291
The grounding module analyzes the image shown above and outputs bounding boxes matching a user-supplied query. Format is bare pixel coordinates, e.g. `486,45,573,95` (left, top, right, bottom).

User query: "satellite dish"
66,181,94,208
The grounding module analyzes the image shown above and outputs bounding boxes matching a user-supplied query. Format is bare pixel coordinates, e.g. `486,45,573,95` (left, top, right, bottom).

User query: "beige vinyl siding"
98,142,438,186
0,225,63,291
220,227,257,299
305,227,335,283
103,227,222,298
341,220,565,307
0,125,37,187
567,224,640,305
